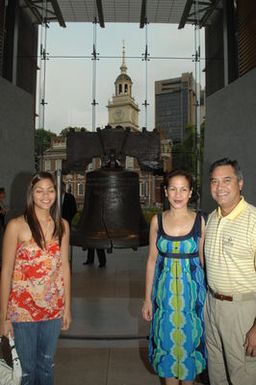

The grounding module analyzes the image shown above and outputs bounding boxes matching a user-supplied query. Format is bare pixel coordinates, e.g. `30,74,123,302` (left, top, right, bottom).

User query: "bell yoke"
63,126,161,250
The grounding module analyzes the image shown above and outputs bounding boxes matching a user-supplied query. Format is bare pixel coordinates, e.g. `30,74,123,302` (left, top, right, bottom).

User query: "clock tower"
107,44,140,131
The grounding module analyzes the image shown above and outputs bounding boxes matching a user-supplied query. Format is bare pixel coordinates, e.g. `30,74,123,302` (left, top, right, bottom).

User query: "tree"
35,128,56,155
59,126,87,137
172,123,205,201
35,129,56,170
172,125,196,173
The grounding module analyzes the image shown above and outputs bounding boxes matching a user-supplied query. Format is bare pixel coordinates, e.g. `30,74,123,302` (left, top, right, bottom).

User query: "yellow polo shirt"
205,197,256,294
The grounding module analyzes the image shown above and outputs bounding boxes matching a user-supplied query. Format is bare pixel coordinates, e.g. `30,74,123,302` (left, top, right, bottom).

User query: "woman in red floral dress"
0,172,71,385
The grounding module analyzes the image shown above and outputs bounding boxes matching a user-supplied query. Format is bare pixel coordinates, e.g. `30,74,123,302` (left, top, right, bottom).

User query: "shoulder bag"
0,334,22,385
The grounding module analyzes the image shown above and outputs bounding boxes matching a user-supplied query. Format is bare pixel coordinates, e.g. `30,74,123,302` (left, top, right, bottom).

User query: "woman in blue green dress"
142,169,207,385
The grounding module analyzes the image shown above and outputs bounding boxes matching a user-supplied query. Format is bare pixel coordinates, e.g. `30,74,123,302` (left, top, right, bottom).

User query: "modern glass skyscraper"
155,73,203,143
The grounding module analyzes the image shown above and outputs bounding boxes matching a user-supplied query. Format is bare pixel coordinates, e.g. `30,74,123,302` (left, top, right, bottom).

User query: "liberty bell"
63,126,161,250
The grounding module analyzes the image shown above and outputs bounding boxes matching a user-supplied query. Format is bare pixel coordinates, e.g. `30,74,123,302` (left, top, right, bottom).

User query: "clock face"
114,108,124,121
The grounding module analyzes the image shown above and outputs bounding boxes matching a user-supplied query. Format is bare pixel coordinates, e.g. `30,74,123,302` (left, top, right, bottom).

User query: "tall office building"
155,72,204,143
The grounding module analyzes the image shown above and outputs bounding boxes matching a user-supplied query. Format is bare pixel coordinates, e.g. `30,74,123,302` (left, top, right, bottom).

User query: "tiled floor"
54,246,205,385
54,246,158,385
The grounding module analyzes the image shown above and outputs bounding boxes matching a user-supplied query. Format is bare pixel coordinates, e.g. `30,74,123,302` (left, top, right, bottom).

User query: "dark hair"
164,169,193,190
24,172,64,249
0,187,5,193
209,158,243,181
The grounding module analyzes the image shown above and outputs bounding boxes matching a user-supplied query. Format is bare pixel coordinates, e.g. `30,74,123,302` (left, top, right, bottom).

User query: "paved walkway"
54,246,206,385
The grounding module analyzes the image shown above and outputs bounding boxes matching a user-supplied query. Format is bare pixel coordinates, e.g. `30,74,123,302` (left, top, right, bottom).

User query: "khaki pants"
204,291,256,385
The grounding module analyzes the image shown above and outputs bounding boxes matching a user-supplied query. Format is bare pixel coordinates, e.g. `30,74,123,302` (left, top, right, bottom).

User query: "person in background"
83,248,106,267
0,187,7,228
142,169,207,385
0,172,71,385
0,187,7,268
61,182,77,227
204,158,256,385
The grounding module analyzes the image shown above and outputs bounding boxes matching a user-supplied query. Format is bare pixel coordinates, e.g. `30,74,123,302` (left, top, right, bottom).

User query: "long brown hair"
24,172,64,249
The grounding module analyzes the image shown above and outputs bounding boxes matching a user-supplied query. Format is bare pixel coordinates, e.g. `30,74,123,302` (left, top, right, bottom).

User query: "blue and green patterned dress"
148,212,207,381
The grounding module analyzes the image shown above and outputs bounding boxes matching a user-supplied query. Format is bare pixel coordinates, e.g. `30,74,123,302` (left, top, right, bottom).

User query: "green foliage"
59,127,73,137
35,129,56,155
59,126,87,137
34,129,56,171
143,206,161,224
172,125,195,173
172,123,205,199
172,123,205,177
71,211,81,227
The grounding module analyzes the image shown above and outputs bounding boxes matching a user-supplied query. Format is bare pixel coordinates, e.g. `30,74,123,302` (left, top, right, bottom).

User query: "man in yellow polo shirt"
204,158,256,385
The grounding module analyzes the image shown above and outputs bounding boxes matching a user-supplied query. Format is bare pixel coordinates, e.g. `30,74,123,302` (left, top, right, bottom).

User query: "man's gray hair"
209,158,243,181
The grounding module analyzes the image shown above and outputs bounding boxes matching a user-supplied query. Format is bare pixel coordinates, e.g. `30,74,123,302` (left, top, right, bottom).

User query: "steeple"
120,41,127,74
115,42,132,97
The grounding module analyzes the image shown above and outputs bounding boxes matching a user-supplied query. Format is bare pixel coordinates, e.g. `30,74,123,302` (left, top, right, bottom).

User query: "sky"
37,22,205,134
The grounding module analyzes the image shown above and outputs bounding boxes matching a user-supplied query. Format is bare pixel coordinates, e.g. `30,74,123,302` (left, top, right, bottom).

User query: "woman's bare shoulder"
6,215,25,229
6,215,30,240
150,213,159,225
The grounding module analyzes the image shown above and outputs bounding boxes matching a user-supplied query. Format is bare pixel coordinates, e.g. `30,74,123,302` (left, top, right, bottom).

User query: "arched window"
124,83,128,93
119,84,122,94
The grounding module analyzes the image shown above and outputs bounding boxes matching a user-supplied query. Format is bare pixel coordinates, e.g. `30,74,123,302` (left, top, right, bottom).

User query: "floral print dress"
7,239,64,322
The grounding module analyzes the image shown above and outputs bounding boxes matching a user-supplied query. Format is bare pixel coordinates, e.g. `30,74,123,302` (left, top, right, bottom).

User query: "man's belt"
209,287,233,301
208,287,256,302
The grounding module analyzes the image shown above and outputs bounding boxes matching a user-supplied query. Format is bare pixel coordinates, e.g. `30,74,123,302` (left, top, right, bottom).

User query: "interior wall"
0,76,34,218
201,67,256,213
